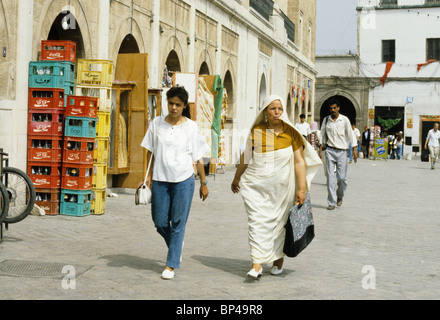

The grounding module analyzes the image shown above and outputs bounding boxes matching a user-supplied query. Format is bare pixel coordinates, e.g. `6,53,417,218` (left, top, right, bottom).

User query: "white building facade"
0,0,317,172
357,0,440,156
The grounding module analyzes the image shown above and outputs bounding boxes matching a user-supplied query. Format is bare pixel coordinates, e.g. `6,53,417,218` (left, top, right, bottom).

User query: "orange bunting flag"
380,61,394,87
417,59,436,72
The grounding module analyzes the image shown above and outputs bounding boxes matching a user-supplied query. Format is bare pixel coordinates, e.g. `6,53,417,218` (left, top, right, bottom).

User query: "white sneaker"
161,269,175,280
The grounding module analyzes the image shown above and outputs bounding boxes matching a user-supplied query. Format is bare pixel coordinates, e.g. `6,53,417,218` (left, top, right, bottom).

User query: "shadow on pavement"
99,254,163,273
191,255,295,281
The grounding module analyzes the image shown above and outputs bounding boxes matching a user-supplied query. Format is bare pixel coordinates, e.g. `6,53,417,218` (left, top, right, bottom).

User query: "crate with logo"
60,189,91,217
41,40,76,63
96,111,110,138
27,161,61,189
91,188,106,215
28,88,65,110
61,164,93,190
63,137,95,164
92,163,108,189
64,116,97,138
28,109,65,136
66,96,98,118
28,135,63,163
29,61,75,89
94,138,109,163
35,188,61,215
75,86,112,112
76,59,114,87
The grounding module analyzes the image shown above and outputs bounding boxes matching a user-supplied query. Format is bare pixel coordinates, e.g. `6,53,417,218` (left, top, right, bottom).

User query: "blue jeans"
151,175,195,269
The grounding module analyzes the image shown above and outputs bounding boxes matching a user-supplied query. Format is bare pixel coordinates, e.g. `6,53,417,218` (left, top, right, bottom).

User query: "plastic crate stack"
60,95,98,217
75,59,114,215
26,40,76,215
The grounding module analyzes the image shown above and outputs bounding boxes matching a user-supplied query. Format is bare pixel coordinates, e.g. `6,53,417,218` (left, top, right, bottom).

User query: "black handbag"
421,150,430,162
283,193,315,258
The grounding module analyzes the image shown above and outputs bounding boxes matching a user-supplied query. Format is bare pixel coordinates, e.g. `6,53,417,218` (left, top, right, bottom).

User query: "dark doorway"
165,50,181,73
118,34,140,54
320,95,356,125
199,62,209,75
47,11,85,59
374,106,404,136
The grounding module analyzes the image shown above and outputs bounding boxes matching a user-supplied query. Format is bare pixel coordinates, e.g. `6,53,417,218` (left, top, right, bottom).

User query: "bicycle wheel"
0,182,9,223
1,167,36,224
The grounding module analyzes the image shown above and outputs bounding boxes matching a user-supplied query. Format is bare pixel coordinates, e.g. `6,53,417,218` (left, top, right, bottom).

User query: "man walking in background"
362,126,370,159
424,123,440,170
295,113,311,143
319,97,357,210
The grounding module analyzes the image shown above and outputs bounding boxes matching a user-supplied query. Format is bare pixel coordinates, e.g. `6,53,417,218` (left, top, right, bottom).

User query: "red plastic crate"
41,40,76,63
66,96,98,118
27,135,63,162
28,88,65,110
27,161,61,189
63,137,95,164
35,188,60,215
28,109,64,136
61,163,93,190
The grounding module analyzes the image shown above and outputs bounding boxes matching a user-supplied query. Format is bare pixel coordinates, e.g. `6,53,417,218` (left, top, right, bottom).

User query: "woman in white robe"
231,95,322,278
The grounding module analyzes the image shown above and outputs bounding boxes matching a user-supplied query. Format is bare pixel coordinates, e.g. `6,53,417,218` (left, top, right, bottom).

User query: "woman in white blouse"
141,86,210,280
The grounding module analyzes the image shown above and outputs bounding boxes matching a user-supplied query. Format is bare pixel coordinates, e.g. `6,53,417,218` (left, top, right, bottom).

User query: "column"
150,0,160,88
97,0,110,59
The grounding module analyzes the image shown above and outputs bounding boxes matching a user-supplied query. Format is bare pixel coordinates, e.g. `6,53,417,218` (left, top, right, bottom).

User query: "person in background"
424,123,440,170
295,114,311,143
319,97,357,210
362,126,370,159
349,124,360,163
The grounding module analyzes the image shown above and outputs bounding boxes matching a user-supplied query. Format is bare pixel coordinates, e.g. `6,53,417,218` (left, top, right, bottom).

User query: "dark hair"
166,85,191,118
327,97,341,108
166,85,189,107
300,114,306,119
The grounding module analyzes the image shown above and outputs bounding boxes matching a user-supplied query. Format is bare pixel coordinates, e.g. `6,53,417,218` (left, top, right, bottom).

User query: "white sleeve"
140,119,155,152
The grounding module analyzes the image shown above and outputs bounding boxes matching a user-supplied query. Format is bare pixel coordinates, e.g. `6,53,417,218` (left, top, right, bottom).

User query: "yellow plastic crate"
75,86,112,112
76,59,114,87
91,188,106,215
96,111,110,138
92,163,108,189
94,137,109,163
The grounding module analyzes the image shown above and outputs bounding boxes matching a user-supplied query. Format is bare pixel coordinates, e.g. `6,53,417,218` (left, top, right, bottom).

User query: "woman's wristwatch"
201,179,208,186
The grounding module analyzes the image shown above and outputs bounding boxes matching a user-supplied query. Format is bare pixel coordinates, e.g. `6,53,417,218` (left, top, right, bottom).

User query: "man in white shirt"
319,97,357,210
424,123,440,169
295,114,311,143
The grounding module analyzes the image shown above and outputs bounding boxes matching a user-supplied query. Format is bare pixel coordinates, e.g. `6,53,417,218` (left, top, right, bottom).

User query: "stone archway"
37,1,92,60
199,61,209,75
320,95,357,125
259,73,267,111
118,34,140,54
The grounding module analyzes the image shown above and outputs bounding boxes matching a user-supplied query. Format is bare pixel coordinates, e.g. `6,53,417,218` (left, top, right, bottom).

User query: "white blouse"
141,116,210,183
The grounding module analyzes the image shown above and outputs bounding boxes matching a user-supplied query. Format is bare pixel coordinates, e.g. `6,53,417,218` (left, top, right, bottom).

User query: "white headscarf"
247,94,322,191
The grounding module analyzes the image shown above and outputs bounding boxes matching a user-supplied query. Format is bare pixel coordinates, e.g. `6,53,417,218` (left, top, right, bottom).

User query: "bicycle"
0,149,36,224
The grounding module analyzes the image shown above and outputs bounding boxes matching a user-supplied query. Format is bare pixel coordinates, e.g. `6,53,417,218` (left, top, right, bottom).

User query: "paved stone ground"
0,156,439,300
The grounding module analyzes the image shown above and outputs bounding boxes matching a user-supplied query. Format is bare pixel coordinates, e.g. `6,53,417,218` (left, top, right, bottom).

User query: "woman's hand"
231,177,241,194
200,184,209,201
146,175,152,189
296,190,306,206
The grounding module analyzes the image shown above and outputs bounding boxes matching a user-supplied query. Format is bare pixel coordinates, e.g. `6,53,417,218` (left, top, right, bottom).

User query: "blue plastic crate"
29,61,75,89
65,116,97,138
60,189,91,217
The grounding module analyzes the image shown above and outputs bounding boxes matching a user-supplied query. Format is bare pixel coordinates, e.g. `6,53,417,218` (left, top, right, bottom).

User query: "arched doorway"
224,70,234,118
199,62,209,75
118,34,140,54
165,50,181,73
320,95,357,125
259,74,267,110
47,11,85,59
